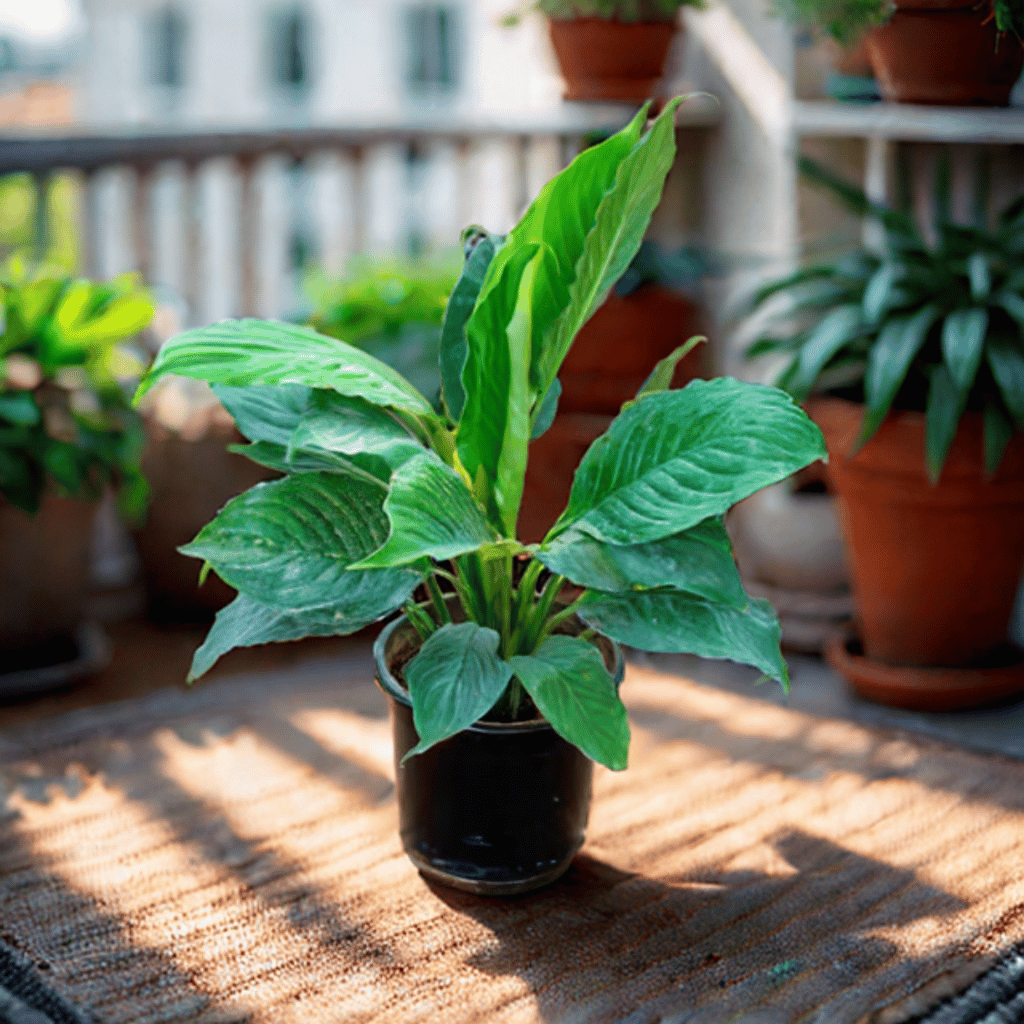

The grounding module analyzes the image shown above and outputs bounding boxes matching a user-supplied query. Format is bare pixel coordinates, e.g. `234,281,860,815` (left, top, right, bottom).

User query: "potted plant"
509,1,706,103
773,0,1024,105
747,156,1024,710
137,101,825,895
0,262,152,681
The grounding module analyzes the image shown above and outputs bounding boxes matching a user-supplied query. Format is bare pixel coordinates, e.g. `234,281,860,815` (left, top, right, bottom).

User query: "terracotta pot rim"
890,0,989,9
546,14,677,25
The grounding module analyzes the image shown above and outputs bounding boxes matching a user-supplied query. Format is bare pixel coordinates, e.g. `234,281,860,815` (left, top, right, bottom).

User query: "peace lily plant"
137,102,825,773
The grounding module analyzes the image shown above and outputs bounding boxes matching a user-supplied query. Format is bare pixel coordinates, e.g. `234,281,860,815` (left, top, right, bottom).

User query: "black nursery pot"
374,614,624,896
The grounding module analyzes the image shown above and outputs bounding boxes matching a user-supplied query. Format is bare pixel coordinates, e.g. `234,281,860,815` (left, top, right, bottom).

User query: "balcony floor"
1,621,1023,1023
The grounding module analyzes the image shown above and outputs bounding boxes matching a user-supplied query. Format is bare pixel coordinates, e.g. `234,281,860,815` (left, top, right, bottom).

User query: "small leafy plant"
772,0,1024,44
0,263,154,516
747,156,1024,481
137,102,825,772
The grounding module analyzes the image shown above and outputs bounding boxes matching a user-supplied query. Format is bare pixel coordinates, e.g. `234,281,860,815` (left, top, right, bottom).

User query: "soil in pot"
375,613,624,896
547,18,677,103
810,397,1024,671
865,0,1024,106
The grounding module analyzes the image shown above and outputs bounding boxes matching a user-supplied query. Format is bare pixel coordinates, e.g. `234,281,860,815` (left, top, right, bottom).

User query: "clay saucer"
825,636,1024,713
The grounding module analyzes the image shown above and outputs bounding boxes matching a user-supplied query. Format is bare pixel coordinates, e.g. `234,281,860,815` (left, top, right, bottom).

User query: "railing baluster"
183,160,202,326
512,134,530,222
133,163,154,285
80,168,100,278
349,145,367,257
237,155,259,318
31,170,49,262
455,138,473,238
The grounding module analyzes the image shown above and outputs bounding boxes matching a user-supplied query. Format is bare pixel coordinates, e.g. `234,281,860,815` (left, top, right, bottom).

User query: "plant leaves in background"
860,304,940,445
538,516,747,608
941,308,988,393
631,336,706,403
925,364,968,483
404,622,514,757
181,471,418,610
510,635,629,770
530,378,561,440
984,399,1015,476
353,451,495,568
213,384,313,446
0,391,39,426
788,305,865,400
986,334,1024,427
554,379,827,546
578,590,788,686
138,318,436,417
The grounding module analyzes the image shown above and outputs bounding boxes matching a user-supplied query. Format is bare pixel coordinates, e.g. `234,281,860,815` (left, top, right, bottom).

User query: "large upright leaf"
552,379,827,546
456,243,543,534
137,318,435,416
404,622,514,757
440,234,503,424
353,451,495,568
180,471,418,609
190,592,412,682
860,304,940,444
537,517,747,608
535,99,683,399
228,440,392,483
941,308,988,393
578,590,788,686
509,635,629,771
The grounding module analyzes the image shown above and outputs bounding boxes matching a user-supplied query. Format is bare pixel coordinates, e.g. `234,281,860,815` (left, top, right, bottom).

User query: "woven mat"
2,652,1024,1024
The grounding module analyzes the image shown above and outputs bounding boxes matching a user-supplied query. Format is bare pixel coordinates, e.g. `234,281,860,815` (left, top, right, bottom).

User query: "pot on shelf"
810,397,1024,707
375,612,624,896
547,17,678,103
865,0,1024,106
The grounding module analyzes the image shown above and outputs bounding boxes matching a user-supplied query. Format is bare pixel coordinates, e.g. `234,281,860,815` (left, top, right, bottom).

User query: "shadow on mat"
426,832,967,1024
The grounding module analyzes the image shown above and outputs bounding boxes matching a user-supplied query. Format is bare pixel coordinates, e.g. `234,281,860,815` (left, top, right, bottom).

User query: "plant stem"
425,572,451,625
403,601,436,642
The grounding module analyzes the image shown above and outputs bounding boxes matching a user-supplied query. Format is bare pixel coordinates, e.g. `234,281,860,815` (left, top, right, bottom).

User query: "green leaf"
189,592,404,682
788,305,865,400
538,516,748,608
456,241,543,535
986,334,1024,427
984,399,1015,476
967,252,991,302
63,294,155,344
578,590,788,686
925,364,968,484
181,471,418,609
404,622,514,757
509,635,629,771
289,389,423,470
860,304,940,445
213,383,313,445
553,379,827,546
530,378,561,440
228,440,391,482
941,308,988,393
352,451,495,568
536,99,683,398
862,264,905,326
137,318,435,416
0,391,39,426
440,233,503,424
632,336,706,402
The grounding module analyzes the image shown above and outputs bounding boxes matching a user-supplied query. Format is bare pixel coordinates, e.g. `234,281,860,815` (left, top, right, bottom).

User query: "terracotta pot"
0,494,97,651
558,286,705,415
865,0,1024,106
810,397,1024,668
547,18,677,103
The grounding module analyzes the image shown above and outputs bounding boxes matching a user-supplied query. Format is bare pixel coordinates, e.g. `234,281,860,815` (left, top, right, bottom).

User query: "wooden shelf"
794,100,1024,144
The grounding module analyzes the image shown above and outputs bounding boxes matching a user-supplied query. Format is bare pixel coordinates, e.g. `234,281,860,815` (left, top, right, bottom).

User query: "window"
406,5,460,93
149,7,187,91
268,6,312,94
